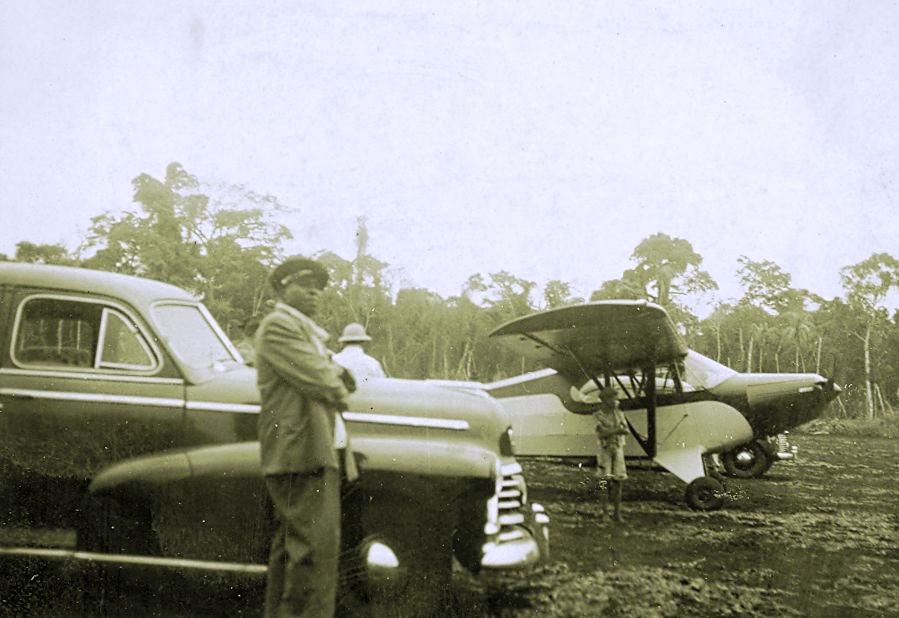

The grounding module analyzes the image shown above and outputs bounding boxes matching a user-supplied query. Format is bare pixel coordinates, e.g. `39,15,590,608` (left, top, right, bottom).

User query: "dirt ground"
491,432,899,617
1,433,897,617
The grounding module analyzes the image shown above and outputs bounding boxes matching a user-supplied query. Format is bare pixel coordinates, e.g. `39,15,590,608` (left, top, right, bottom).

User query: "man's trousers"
264,468,341,617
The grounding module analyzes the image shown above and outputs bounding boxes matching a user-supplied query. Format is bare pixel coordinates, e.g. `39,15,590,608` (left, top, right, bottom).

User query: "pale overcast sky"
1,1,897,312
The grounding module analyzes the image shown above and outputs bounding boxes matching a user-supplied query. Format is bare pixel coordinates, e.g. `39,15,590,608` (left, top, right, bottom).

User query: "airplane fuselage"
477,351,840,475
703,372,841,437
497,392,752,464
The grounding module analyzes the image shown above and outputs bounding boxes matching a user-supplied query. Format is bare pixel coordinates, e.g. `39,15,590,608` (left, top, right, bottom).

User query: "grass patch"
797,414,899,439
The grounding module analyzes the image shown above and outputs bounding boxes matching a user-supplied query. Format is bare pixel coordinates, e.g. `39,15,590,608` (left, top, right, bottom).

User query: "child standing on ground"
593,385,629,522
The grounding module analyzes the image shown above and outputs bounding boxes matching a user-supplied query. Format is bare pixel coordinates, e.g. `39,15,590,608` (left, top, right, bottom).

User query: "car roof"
0,262,197,306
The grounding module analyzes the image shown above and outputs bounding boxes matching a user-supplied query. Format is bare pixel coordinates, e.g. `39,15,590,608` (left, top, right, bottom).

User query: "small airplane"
568,346,842,479
433,300,840,509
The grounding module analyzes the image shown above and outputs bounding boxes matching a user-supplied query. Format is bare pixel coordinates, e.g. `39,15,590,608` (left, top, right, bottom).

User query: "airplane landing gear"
723,441,772,478
704,453,728,487
685,477,725,511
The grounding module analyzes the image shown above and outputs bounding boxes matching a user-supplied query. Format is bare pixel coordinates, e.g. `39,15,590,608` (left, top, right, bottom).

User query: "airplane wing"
489,301,688,381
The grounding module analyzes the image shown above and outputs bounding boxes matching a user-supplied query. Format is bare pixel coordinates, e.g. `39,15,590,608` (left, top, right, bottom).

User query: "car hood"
185,368,509,439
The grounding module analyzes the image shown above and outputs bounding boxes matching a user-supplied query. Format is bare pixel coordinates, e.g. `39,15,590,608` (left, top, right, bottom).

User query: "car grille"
485,462,528,542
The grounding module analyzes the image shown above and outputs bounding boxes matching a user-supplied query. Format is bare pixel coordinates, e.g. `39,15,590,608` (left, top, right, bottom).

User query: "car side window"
13,296,156,372
97,309,155,370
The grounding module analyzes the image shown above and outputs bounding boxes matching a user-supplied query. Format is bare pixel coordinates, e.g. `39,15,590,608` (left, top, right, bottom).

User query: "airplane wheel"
685,477,725,511
723,441,771,479
709,469,727,487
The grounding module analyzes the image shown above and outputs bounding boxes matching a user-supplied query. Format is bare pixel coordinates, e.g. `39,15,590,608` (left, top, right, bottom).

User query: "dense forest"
4,163,897,419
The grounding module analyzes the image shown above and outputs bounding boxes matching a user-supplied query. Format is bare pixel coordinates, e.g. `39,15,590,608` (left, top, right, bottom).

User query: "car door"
0,289,186,481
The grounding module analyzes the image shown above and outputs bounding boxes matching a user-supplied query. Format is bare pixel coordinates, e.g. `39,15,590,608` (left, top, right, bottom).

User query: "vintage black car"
0,263,549,611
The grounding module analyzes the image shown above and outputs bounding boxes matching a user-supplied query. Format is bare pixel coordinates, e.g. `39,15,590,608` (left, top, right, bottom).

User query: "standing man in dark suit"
255,256,356,617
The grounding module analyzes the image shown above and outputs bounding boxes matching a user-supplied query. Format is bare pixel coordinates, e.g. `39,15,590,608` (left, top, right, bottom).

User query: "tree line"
4,163,897,419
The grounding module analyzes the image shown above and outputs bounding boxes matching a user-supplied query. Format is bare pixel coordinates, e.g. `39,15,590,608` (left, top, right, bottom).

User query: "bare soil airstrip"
1,430,897,617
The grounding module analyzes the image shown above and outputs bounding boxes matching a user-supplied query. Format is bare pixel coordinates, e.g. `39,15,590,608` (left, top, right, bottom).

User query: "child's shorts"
596,446,628,480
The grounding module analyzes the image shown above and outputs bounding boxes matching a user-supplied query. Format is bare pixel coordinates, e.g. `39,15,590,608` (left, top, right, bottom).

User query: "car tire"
685,477,725,511
723,441,771,479
360,496,454,616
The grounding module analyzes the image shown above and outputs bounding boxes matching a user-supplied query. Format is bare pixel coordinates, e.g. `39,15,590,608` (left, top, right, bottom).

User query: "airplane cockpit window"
682,350,737,390
655,364,694,393
576,364,695,403
572,350,739,403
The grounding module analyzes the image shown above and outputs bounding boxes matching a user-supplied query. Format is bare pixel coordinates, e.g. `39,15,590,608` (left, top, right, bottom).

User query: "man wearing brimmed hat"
254,255,357,617
593,384,630,522
332,322,386,382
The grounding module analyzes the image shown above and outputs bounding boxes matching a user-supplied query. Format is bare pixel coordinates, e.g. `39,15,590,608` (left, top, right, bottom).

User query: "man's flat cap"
269,256,329,291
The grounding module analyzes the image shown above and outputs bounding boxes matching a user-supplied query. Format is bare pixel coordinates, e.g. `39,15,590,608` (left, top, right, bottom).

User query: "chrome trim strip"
498,513,525,526
498,500,522,509
0,547,267,574
0,368,183,385
186,401,260,414
497,529,526,543
342,412,470,431
0,388,184,408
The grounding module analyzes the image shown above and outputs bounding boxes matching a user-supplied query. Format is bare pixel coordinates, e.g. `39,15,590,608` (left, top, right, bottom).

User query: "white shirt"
332,344,386,381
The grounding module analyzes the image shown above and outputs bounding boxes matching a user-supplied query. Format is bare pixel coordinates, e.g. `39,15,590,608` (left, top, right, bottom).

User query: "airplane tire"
685,477,725,511
723,441,771,479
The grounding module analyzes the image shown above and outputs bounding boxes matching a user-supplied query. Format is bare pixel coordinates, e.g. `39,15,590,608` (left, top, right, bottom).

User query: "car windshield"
152,302,239,370
682,350,737,390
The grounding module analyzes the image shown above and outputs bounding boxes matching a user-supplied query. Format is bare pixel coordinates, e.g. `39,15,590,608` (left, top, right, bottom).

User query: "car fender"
351,434,497,480
88,441,261,494
89,435,497,495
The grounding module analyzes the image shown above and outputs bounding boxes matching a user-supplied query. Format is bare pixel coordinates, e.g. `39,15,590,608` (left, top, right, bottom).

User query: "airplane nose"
744,374,842,434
